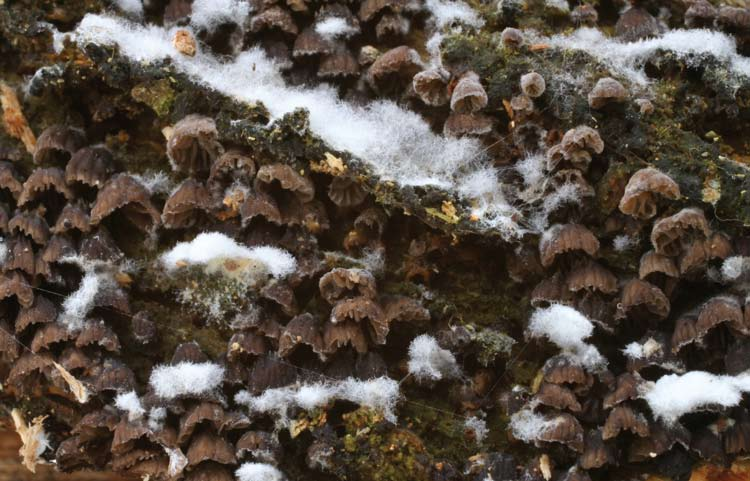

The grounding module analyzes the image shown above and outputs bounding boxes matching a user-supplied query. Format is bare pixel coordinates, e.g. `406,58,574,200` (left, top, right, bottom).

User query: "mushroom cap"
375,12,410,41
166,114,224,178
536,383,582,412
9,210,50,245
538,413,584,452
603,372,641,409
696,295,747,337
18,167,74,207
240,190,284,226
443,113,494,137
450,71,488,114
330,296,387,343
249,6,299,35
639,250,679,280
565,259,618,295
33,124,86,165
367,45,423,92
358,0,414,22
323,319,369,353
186,430,237,466
671,312,700,353
651,207,711,256
382,295,430,325
162,179,213,229
328,176,367,208
717,5,750,28
255,163,315,203
531,272,574,307
5,235,36,275
685,0,717,27
318,45,360,79
615,7,660,42
543,355,588,385
413,68,450,106
0,161,23,200
0,270,33,307
15,294,56,333
602,405,650,440
178,402,225,445
30,323,73,352
520,72,545,98
580,429,615,469
619,278,670,320
278,312,325,358
319,268,377,304
52,202,91,234
571,4,599,25
587,77,628,109
65,146,115,188
91,174,161,231
500,27,524,48
619,167,680,219
539,223,600,268
561,126,604,155
76,321,121,352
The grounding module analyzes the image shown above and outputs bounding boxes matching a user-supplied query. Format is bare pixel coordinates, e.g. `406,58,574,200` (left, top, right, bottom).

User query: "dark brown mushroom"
538,413,584,452
236,431,282,463
0,161,23,201
278,312,324,358
619,168,680,219
91,174,161,231
249,6,299,35
94,360,136,393
318,45,360,79
76,321,121,352
33,125,86,165
15,294,56,333
328,176,367,208
580,429,615,469
293,27,332,57
443,113,494,137
615,7,660,42
696,295,748,337
588,77,628,109
178,403,225,445
79,227,123,263
651,207,710,257
30,323,73,352
717,5,750,29
520,72,545,98
319,268,377,304
536,383,581,412
375,12,409,40
166,115,224,178
65,146,114,188
52,203,91,234
619,279,670,321
358,0,412,22
602,405,650,440
367,46,423,93
539,223,600,268
323,320,369,354
0,270,33,307
6,235,36,275
256,163,315,203
9,210,49,245
162,179,213,229
565,259,618,295
603,373,641,409
543,355,588,385
685,0,717,27
18,167,74,208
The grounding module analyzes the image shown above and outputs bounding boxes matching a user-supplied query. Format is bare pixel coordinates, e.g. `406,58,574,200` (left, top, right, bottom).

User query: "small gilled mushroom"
15,295,56,333
382,295,430,325
724,411,750,454
172,341,210,364
330,296,388,343
539,223,600,268
443,113,494,137
166,115,224,178
228,331,268,361
615,7,660,42
375,12,410,40
76,321,121,352
696,295,747,337
531,273,573,307
619,279,670,320
565,259,618,295
509,94,534,118
256,163,315,203
450,71,488,114
717,6,750,29
236,431,282,463
260,280,298,316
65,146,115,188
293,27,333,58
685,0,717,27
162,179,213,229
9,210,50,245
413,68,450,106
538,413,584,452
639,250,679,283
580,429,615,469
588,77,628,109
178,403,225,445
679,232,733,275
18,167,74,208
0,161,23,201
79,227,124,263
602,405,650,439
358,0,411,22
249,6,299,35
548,126,604,172
6,236,36,275
240,191,283,226
543,355,588,385
619,168,680,219
7,351,53,387
571,4,598,26
323,320,369,353
536,383,581,412
651,208,711,257
603,373,641,409
500,27,524,48
0,270,33,307
328,176,367,208
318,45,360,79
367,46,423,94
52,202,91,234
278,312,325,358
33,124,86,165
30,323,73,352
319,268,377,304
520,72,545,98
91,174,161,231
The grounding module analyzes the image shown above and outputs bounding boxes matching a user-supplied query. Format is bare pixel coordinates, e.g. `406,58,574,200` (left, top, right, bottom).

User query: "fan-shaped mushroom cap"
718,5,750,28
603,373,641,409
0,270,33,307
561,126,604,155
166,115,223,177
536,383,581,412
619,168,680,219
685,0,717,27
696,295,747,336
34,124,86,165
278,313,325,358
580,429,615,469
18,167,74,207
450,71,488,114
30,323,73,352
639,250,679,280
539,223,600,267
15,294,56,333
602,405,650,439
66,146,115,188
76,321,121,352
256,163,315,203
565,260,618,294
162,179,213,229
367,46,423,93
319,268,377,304
413,68,450,106
52,203,91,234
91,174,161,231
358,0,414,22
651,207,710,256
0,161,23,200
588,77,628,109
543,355,588,385
5,235,36,275
318,45,360,79
293,27,332,57
443,113,494,137
323,320,369,353
9,210,49,245
250,6,299,35
178,403,225,445
236,431,282,463
330,296,387,343
619,279,670,320
538,413,584,452
615,7,660,42
328,176,367,207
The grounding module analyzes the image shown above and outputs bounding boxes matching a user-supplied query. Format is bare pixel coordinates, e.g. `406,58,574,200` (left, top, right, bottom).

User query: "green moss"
131,79,175,117
473,328,516,366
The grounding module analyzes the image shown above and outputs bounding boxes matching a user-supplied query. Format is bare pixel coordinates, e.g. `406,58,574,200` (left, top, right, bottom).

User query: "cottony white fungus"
527,304,606,369
190,0,251,31
424,0,485,29
149,361,225,400
114,391,145,421
464,415,489,443
642,371,750,424
407,334,461,381
236,462,287,481
114,0,144,16
315,17,358,40
161,232,297,278
235,376,400,423
74,14,522,238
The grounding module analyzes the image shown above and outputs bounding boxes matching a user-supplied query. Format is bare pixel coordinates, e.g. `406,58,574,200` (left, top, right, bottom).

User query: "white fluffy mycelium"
149,362,226,400
527,304,606,369
406,334,461,381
